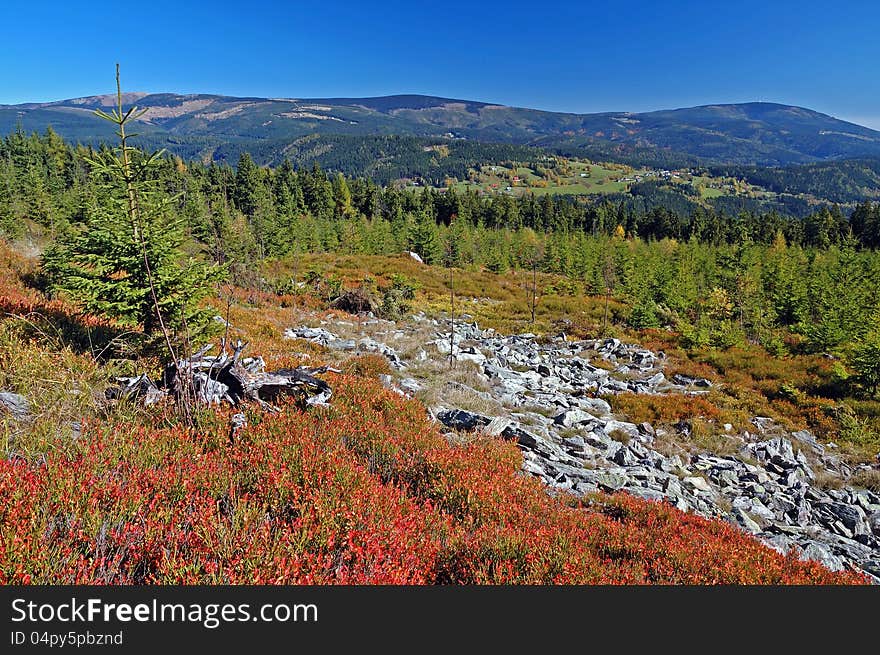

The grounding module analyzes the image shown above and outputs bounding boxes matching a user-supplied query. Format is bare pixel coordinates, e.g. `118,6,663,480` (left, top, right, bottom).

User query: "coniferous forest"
2,119,880,588
3,126,880,358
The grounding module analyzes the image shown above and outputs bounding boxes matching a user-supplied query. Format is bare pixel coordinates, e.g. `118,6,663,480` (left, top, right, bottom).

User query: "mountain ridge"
3,92,880,168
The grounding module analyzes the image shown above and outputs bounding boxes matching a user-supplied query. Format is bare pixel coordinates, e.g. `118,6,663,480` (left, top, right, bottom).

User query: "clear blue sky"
3,0,879,127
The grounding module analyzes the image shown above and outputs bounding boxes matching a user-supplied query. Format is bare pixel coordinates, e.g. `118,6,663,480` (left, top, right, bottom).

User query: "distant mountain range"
3,92,880,169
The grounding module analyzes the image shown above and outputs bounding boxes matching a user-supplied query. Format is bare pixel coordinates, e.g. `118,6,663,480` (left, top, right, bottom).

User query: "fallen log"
108,341,336,410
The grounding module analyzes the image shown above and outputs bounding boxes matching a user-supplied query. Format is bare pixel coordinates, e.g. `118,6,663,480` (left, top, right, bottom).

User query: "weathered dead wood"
108,342,335,410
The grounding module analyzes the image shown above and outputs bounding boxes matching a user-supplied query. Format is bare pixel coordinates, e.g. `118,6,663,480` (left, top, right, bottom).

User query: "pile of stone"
285,326,405,368
287,317,880,581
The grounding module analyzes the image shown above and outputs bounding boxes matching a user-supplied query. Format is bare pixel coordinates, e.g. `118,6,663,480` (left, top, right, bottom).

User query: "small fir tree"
42,65,224,354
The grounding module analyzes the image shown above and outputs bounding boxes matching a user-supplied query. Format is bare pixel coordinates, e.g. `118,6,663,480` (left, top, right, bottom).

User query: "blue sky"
3,0,879,127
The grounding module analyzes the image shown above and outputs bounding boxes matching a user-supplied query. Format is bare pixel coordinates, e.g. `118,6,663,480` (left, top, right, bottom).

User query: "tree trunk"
530,260,537,324
603,289,610,334
449,265,455,369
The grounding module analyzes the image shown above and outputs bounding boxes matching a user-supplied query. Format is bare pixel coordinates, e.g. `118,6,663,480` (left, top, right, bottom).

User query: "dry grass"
0,318,137,458
813,470,846,491
686,418,746,457
649,416,745,460
411,358,502,416
848,469,880,493
266,252,620,337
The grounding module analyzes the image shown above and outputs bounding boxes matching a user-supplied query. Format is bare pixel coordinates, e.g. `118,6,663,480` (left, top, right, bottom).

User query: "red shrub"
0,377,866,585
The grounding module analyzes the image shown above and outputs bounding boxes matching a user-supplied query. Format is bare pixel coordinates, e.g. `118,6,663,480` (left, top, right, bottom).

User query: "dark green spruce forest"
3,125,880,382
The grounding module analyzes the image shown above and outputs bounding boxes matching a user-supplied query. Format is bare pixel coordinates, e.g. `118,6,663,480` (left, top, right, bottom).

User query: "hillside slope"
3,93,880,167
0,243,868,585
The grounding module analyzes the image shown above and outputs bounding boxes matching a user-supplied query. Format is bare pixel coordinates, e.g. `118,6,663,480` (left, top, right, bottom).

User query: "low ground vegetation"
0,240,872,584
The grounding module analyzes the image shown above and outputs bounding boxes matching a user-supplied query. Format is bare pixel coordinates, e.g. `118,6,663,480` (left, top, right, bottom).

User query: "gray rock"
574,482,600,495
283,326,338,345
761,534,795,556
0,391,30,421
662,476,683,499
768,494,798,518
563,435,586,451
379,374,405,396
626,487,666,503
599,379,630,394
734,509,762,534
578,397,613,416
435,408,488,432
399,378,423,395
751,416,777,433
456,347,486,365
714,469,740,488
358,337,403,366
327,338,357,351
821,502,869,536
792,429,825,456
782,469,806,487
584,431,613,450
553,408,594,428
602,419,641,440
869,511,880,537
484,416,514,437
801,542,846,572
603,439,624,461
626,439,651,460
626,466,655,480
672,373,713,388
611,446,640,467
674,498,691,512
596,472,629,492
659,456,685,474
733,496,775,522
683,476,713,493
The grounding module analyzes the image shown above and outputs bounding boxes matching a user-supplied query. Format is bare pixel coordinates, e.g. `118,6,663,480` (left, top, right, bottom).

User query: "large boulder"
553,408,595,428
869,511,880,538
578,397,612,416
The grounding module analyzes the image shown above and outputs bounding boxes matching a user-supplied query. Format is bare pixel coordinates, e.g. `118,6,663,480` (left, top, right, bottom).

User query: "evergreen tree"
41,66,224,352
233,152,261,216
302,164,334,221
849,315,880,397
332,172,355,219
408,208,440,263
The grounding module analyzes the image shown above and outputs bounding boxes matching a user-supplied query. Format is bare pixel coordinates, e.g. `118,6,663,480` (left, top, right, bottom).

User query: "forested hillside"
5,125,880,368
5,128,880,253
5,93,880,167
3,122,880,585
710,159,880,204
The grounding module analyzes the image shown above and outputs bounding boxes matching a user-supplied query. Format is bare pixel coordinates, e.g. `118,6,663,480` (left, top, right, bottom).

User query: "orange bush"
341,353,393,378
611,393,722,425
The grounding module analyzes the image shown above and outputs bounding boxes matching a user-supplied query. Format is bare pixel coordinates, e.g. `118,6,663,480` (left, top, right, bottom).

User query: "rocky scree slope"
286,316,880,581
